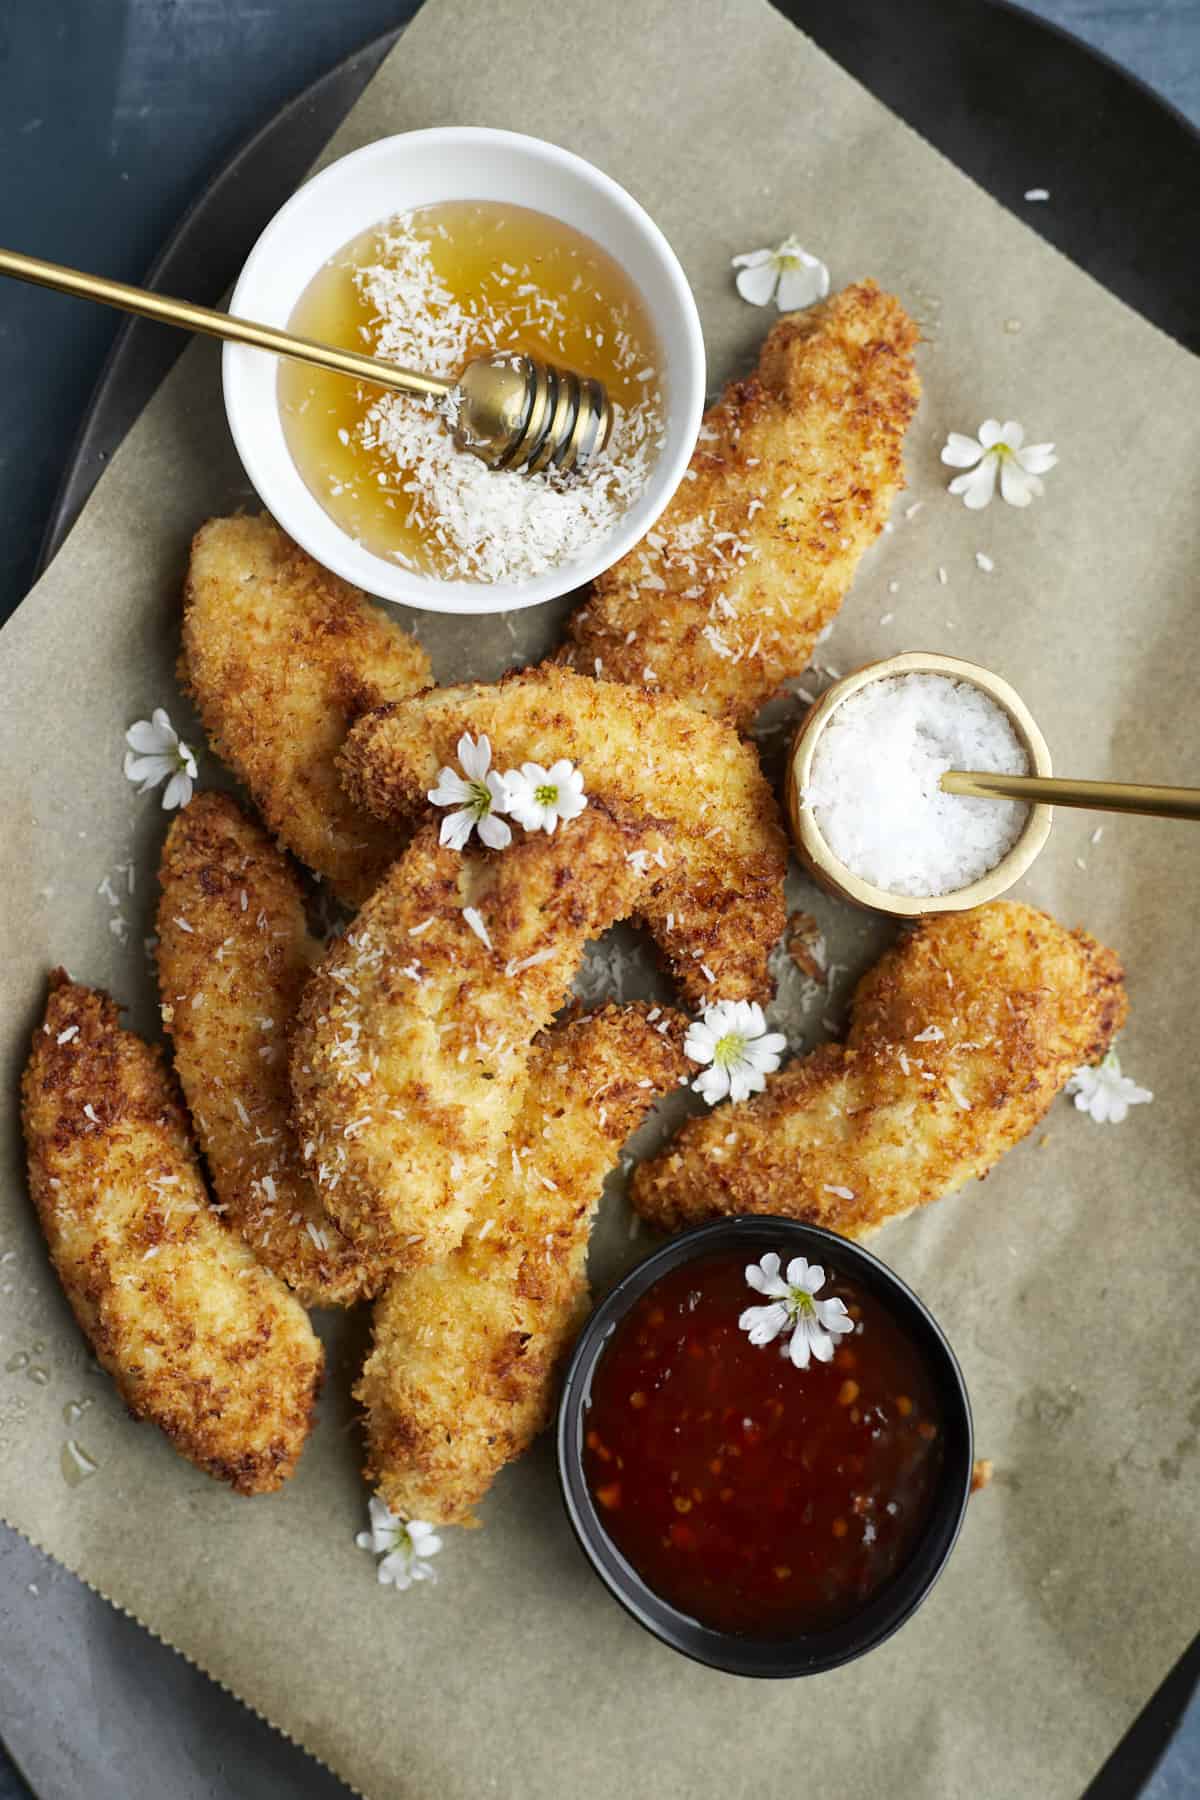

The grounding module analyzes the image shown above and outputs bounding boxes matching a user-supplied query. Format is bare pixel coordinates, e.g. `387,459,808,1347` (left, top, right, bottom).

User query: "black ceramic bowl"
557,1216,973,1677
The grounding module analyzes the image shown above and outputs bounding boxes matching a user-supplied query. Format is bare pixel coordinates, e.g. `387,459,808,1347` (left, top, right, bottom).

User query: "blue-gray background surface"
0,3,1196,1797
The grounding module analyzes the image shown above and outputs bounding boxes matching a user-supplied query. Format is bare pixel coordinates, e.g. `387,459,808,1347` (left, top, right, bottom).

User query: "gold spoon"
940,771,1200,821
0,244,613,476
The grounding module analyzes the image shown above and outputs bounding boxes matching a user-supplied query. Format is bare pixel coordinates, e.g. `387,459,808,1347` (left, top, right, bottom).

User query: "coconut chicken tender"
632,902,1126,1237
338,663,788,1005
157,793,384,1307
181,514,432,904
291,808,663,1272
359,1004,688,1527
563,283,920,729
21,975,323,1494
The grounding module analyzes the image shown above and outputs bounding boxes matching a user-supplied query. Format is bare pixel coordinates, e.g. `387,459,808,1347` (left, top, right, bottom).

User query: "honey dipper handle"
0,245,452,401
941,770,1200,821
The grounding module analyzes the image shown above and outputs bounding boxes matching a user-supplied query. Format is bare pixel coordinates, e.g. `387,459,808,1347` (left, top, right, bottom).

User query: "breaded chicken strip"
563,283,920,729
157,793,384,1307
632,902,1126,1236
181,514,432,903
339,663,788,1005
21,974,323,1494
291,808,661,1272
359,1004,688,1526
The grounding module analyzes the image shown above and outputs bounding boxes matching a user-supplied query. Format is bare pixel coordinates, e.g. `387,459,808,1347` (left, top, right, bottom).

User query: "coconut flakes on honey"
280,205,665,583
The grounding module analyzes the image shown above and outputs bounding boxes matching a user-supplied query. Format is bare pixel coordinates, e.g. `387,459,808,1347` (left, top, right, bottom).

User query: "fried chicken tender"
632,902,1126,1237
563,283,920,729
181,514,432,903
157,793,384,1307
359,1004,688,1526
291,808,662,1272
21,974,323,1494
338,663,788,1005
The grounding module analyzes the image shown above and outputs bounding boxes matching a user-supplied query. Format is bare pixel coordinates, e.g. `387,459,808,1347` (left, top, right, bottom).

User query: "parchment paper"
2,3,1198,1796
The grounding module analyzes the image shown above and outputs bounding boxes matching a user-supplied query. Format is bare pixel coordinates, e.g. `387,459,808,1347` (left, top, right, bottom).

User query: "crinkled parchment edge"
2,1511,366,1798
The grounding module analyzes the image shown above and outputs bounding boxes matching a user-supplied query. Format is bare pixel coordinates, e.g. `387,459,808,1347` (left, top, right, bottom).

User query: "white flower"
684,1000,787,1105
123,708,197,810
1066,1048,1152,1124
738,1253,854,1370
732,236,830,311
940,419,1057,509
355,1497,443,1591
428,733,511,851
503,759,588,835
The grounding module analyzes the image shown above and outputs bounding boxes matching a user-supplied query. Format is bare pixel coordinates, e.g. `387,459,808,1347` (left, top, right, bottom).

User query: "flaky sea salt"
805,673,1029,897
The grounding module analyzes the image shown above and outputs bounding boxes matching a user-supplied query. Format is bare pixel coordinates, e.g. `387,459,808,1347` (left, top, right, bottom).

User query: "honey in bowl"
279,201,665,585
581,1250,944,1637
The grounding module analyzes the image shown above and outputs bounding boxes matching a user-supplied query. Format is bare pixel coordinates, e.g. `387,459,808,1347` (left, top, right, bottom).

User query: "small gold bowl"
784,651,1054,919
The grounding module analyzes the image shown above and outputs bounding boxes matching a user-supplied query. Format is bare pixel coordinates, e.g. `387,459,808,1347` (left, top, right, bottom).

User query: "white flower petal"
556,787,588,823
124,751,173,786
484,769,510,811
726,1062,767,1104
161,770,193,811
815,1296,853,1335
741,1034,786,1073
999,458,1042,507
693,1063,732,1105
949,455,999,509
734,260,780,307
1016,441,1058,474
731,247,775,270
940,432,984,468
457,733,491,780
683,1020,719,1063
787,1258,824,1294
125,718,173,755
787,1320,814,1369
739,1301,789,1345
977,419,1005,449
999,419,1025,448
807,1323,837,1362
439,808,476,851
748,1252,781,1288
477,811,512,850
428,769,473,808
775,256,830,312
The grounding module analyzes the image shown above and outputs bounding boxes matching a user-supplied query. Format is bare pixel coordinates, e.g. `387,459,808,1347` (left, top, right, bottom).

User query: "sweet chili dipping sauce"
581,1251,944,1636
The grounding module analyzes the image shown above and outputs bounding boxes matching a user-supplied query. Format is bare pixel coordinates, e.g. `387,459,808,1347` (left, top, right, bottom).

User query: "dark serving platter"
4,3,1197,1797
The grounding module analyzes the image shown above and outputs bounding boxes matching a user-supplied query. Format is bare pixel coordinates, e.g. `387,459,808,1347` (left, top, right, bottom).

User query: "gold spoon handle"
941,770,1200,821
0,245,452,401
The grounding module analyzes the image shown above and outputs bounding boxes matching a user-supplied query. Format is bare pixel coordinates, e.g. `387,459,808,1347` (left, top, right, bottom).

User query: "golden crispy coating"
563,283,920,728
338,663,788,1005
359,1004,688,1526
290,808,661,1272
21,975,323,1494
157,793,385,1306
632,902,1126,1237
180,514,432,903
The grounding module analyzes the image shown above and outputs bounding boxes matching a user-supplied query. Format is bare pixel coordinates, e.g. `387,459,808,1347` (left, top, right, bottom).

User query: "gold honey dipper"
0,245,613,476
786,651,1200,921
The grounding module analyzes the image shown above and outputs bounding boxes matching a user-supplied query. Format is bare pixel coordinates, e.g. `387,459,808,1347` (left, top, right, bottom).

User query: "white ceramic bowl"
223,127,705,615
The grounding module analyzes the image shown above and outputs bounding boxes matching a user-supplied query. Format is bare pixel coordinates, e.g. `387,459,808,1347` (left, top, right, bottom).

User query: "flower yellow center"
712,1030,746,1068
788,1288,816,1319
468,779,493,818
535,782,558,807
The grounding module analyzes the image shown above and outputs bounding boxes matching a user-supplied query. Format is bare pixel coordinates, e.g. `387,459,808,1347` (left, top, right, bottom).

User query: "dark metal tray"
7,5,1197,1797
